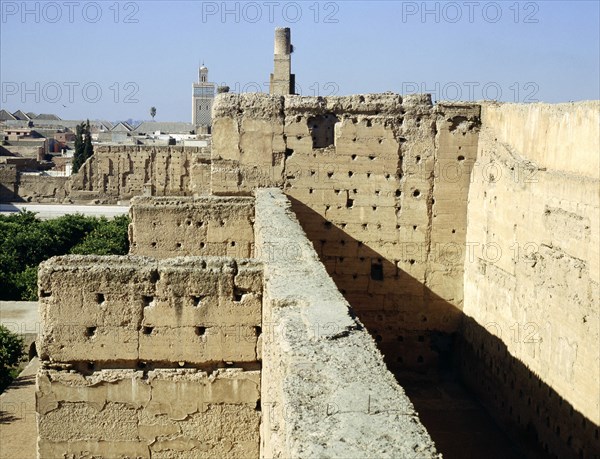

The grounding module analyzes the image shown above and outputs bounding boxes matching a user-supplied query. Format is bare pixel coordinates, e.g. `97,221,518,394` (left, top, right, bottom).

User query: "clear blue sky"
1,1,598,121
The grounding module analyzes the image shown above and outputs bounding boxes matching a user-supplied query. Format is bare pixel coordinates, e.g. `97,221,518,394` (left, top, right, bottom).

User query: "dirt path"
0,358,39,459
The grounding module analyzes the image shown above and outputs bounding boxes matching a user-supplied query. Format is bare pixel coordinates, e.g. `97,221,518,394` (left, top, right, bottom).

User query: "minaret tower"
192,63,216,131
269,27,295,95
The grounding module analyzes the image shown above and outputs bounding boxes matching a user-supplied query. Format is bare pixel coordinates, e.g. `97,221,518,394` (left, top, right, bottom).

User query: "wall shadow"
0,203,23,213
288,196,459,375
0,184,24,203
288,195,599,459
0,411,19,424
0,373,35,424
458,317,599,459
2,374,35,390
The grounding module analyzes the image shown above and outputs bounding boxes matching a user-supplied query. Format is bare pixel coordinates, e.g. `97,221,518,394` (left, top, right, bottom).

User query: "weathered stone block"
37,368,260,459
38,256,262,364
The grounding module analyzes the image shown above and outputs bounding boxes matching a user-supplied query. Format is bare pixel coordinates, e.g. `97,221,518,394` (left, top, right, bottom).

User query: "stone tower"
269,27,295,95
192,64,216,131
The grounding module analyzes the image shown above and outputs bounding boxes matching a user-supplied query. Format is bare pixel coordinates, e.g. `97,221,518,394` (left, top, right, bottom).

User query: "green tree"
83,119,93,163
150,106,156,120
43,214,98,255
0,212,130,301
0,324,24,392
72,120,93,174
70,215,130,255
13,266,38,301
72,122,84,173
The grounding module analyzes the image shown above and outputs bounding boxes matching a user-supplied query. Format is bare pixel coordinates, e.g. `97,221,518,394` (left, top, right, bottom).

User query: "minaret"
192,64,216,131
269,27,295,95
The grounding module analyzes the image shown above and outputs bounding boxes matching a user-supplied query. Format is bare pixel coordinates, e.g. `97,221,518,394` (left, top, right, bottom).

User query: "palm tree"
150,106,156,120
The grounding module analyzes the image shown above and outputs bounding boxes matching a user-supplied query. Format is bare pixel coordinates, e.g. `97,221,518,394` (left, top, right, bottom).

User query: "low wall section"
37,255,262,458
69,145,211,203
129,196,254,258
1,145,212,204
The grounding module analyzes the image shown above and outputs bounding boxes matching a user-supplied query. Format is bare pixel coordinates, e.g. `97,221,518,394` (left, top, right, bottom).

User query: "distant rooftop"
1,113,195,135
35,114,61,120
0,109,16,121
133,121,194,134
12,110,31,121
111,122,133,132
2,119,113,131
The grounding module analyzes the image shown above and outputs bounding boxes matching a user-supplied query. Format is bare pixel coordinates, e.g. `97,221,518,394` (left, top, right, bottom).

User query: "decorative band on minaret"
270,27,295,95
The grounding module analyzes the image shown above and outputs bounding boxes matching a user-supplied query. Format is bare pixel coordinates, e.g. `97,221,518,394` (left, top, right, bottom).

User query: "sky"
1,0,599,122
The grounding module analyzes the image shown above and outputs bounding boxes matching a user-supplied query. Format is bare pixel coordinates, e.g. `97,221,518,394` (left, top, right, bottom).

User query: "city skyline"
1,1,599,121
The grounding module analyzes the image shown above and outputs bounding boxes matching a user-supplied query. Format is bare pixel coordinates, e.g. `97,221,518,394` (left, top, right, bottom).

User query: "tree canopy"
0,212,130,301
0,324,24,392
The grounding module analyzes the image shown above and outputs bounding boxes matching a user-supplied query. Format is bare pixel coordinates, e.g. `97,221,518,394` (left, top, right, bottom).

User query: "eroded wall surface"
212,93,480,372
0,164,18,201
461,101,600,458
37,368,260,459
16,175,69,202
69,145,211,203
1,145,212,204
129,196,254,258
37,255,262,458
255,188,440,459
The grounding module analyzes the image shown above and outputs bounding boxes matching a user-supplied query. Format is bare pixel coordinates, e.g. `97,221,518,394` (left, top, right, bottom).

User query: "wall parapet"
255,188,440,459
479,101,599,179
129,195,255,258
213,93,284,120
213,93,434,119
38,255,262,366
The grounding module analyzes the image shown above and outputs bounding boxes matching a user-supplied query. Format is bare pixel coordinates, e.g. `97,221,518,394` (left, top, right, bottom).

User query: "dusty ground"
0,301,38,334
0,358,39,459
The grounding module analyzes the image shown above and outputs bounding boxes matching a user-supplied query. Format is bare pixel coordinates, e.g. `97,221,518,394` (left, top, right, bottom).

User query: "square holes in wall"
233,288,248,302
190,295,204,307
142,295,154,308
370,261,384,281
